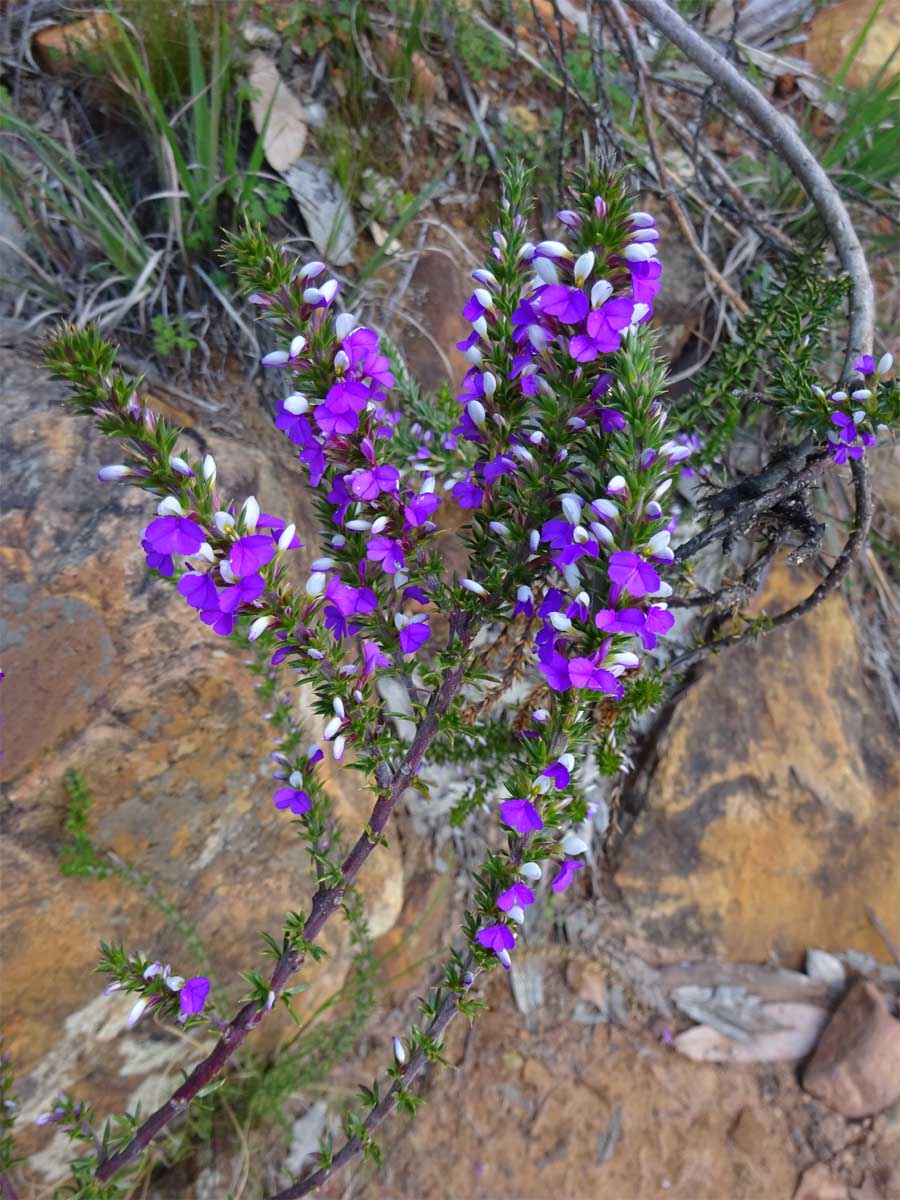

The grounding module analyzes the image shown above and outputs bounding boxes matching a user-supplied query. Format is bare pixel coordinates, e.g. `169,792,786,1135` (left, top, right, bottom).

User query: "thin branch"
668,455,872,674
267,982,466,1199
608,0,751,315
625,0,875,380
437,2,501,173
94,630,474,1183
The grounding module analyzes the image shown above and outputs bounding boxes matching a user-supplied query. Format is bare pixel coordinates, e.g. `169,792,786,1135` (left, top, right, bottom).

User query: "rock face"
614,564,900,964
803,982,900,1119
0,350,402,1178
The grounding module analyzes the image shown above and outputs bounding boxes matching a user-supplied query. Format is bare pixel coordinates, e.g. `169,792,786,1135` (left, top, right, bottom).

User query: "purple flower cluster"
822,353,893,465
451,200,680,700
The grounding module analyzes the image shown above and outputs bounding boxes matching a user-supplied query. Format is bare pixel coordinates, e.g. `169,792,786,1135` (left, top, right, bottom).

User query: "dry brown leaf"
246,51,308,174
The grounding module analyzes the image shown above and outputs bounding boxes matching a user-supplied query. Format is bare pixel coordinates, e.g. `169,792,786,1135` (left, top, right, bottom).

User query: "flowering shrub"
21,162,896,1198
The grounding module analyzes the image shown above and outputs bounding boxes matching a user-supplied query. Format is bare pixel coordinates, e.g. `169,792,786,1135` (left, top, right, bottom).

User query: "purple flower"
497,882,535,912
830,411,858,444
568,656,623,696
854,354,875,376
500,798,543,834
349,464,400,500
542,761,570,790
403,491,441,527
367,537,405,574
599,408,627,433
538,650,572,692
179,977,210,1017
178,572,219,611
143,515,205,556
629,258,663,305
452,474,484,509
219,573,266,613
142,537,174,578
608,551,661,600
569,298,635,362
229,534,276,576
641,605,675,650
200,608,237,636
551,859,584,893
541,285,589,325
273,786,312,815
398,616,430,654
475,923,515,964
362,640,390,675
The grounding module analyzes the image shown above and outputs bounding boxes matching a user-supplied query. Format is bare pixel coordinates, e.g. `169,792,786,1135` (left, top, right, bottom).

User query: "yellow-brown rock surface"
0,350,402,1176
614,564,900,964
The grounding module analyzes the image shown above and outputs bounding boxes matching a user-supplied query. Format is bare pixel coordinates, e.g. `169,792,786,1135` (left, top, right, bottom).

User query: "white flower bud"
219,561,236,584
508,905,526,924
290,334,306,358
609,651,639,668
277,524,297,552
534,256,559,286
631,211,655,228
323,716,342,741
573,250,595,285
590,279,614,308
482,371,497,397
392,1036,407,1065
308,648,325,660
334,349,350,372
283,392,309,415
535,240,572,259
534,774,553,794
877,352,893,374
214,510,235,535
461,578,487,596
607,475,627,494
302,287,322,305
195,542,215,563
812,385,827,400
332,696,345,718
334,312,356,339
474,287,494,311
289,771,304,788
516,240,534,260
261,348,291,367
165,974,184,992
305,571,327,597
298,260,325,280
831,390,848,402
127,997,151,1028
648,530,671,555
549,612,572,632
370,516,389,534
561,832,589,856
465,345,483,365
559,752,575,772
241,495,260,532
346,519,372,531
333,735,346,761
652,478,673,501
519,861,542,880
467,400,486,428
853,410,866,425
529,529,540,552
645,501,663,519
632,302,650,323
624,243,656,262
591,497,618,519
320,279,339,305
517,585,534,605
98,464,131,481
472,268,498,287
651,580,673,599
489,521,510,538
561,495,582,524
851,389,871,401
311,557,334,572
567,416,587,431
590,522,614,546
497,949,512,969
473,316,489,339
527,324,548,351
248,615,274,641
528,429,546,446
157,495,184,517
572,525,590,544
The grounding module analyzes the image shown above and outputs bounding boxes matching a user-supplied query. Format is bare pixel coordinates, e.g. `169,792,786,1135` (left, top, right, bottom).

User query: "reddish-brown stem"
94,628,473,1184
267,984,465,1200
